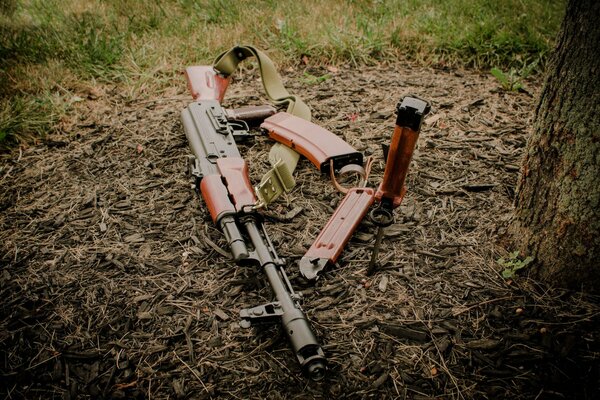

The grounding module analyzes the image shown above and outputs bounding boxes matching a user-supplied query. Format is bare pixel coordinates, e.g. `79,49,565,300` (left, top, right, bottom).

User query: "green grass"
0,92,68,145
0,0,565,147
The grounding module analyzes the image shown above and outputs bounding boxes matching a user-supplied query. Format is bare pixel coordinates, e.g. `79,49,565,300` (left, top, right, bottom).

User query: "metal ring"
369,206,394,227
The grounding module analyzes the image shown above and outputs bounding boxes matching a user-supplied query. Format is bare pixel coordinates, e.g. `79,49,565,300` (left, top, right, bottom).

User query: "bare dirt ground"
1,63,599,399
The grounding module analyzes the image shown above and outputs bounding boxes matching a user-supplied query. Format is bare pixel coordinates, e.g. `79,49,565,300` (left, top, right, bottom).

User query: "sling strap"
213,45,309,207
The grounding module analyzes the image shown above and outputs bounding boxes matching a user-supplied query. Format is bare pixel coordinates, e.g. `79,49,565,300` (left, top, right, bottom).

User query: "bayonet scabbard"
299,187,375,280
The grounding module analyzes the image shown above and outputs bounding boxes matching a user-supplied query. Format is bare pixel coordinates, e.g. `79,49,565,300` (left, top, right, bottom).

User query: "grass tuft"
0,92,69,148
69,12,124,76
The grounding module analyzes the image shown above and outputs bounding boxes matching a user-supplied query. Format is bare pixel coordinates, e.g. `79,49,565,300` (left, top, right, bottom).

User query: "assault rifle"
181,68,327,380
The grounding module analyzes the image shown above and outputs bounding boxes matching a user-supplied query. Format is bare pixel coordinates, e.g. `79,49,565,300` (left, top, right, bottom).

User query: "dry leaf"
425,114,441,125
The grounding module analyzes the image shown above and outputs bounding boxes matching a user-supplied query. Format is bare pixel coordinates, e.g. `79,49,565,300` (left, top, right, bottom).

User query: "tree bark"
513,0,600,293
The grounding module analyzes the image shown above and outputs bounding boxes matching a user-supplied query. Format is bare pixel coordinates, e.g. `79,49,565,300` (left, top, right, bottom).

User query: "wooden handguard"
261,112,363,174
200,175,237,223
200,158,256,223
185,66,231,102
299,188,375,280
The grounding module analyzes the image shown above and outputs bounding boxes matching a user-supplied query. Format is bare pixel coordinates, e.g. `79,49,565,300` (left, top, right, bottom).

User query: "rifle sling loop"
329,156,374,194
213,45,309,208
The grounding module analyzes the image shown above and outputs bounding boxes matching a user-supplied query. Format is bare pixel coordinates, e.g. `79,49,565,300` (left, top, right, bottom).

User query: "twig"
173,351,211,396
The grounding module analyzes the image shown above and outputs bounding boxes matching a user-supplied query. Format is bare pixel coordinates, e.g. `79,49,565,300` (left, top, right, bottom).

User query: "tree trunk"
512,0,600,293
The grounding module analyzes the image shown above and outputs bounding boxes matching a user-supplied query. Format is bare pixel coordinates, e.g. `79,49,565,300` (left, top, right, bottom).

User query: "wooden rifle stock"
185,66,230,102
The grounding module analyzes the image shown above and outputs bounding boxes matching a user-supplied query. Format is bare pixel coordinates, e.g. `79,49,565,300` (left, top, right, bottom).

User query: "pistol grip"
225,105,277,126
299,187,375,280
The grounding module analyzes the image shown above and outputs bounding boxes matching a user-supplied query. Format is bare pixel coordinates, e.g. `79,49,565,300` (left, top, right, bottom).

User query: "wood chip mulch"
1,63,599,399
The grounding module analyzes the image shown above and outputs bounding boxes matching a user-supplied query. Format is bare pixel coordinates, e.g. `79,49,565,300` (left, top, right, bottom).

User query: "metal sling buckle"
254,159,296,209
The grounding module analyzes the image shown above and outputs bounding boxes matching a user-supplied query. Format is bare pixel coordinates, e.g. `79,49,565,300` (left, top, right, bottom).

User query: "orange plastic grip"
261,112,363,174
375,125,419,208
185,66,231,102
